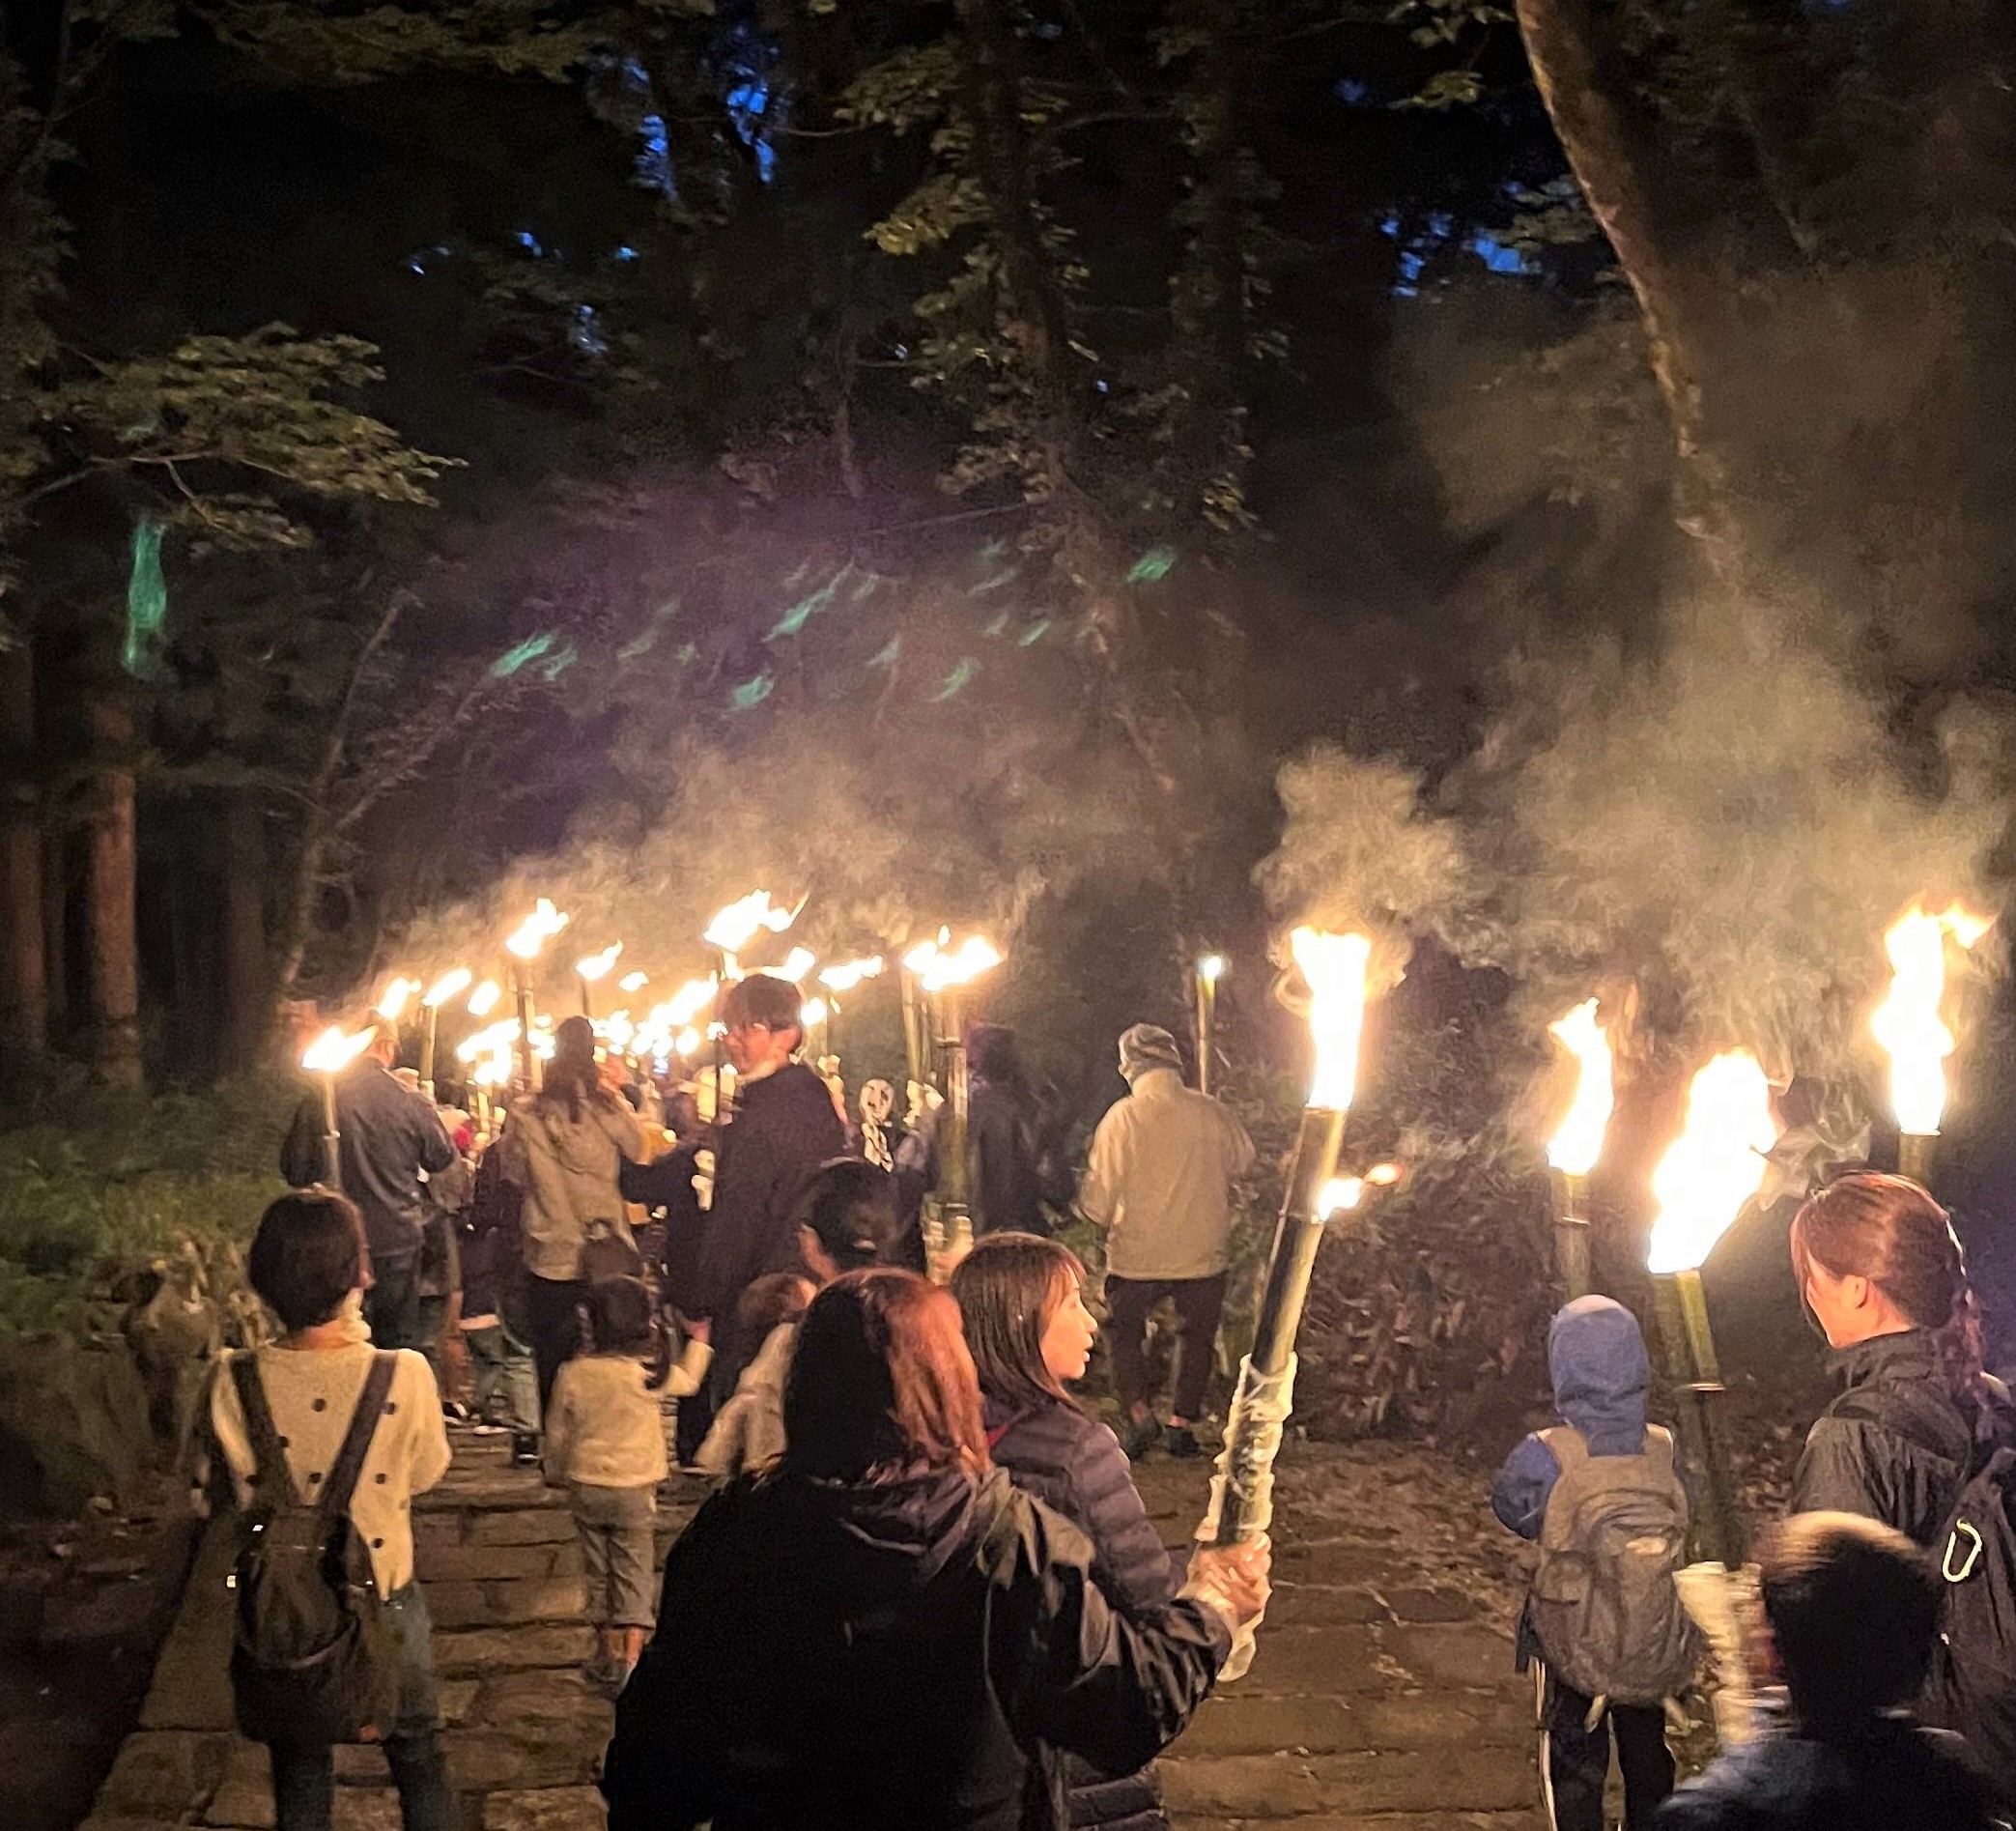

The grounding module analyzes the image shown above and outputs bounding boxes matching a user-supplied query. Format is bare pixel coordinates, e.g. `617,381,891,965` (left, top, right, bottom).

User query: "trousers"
523,1274,589,1413
1104,1273,1227,1422
1535,1663,1674,1831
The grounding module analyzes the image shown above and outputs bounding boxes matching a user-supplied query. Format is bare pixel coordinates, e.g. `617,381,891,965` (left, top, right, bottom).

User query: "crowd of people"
212,977,2016,1831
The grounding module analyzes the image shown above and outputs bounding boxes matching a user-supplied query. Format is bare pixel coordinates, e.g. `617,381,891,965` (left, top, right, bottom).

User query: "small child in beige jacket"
543,1276,709,1689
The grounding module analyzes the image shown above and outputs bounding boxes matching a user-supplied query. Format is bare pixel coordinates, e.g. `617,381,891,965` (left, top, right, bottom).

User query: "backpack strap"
1539,1424,1589,1468
320,1353,399,1523
230,1354,297,1508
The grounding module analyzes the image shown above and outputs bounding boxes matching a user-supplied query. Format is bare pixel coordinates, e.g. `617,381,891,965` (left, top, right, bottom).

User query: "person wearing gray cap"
1079,1023,1256,1459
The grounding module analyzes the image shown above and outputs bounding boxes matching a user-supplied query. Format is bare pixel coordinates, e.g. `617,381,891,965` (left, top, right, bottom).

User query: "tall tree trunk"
82,621,140,1086
0,641,46,1053
218,788,269,1075
43,826,68,1030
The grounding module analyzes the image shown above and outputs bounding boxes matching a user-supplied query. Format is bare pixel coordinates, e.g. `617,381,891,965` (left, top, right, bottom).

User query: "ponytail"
1791,1171,1993,1429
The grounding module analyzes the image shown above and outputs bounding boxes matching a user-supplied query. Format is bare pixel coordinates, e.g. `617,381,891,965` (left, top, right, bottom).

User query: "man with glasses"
690,974,849,1404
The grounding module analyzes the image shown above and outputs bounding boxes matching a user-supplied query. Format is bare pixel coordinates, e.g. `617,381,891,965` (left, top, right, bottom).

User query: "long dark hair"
950,1232,1085,1414
782,1270,990,1482
1791,1171,1993,1426
537,1014,607,1125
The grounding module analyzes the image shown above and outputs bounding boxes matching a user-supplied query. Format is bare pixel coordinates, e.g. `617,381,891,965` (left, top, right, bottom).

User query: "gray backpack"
1529,1424,1700,1703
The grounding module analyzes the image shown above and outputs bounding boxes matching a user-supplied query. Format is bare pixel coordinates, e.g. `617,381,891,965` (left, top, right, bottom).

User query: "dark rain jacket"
692,1063,847,1326
970,1075,1054,1239
620,1141,708,1313
1491,1295,1655,1673
1656,1716,1997,1831
281,1057,455,1264
601,1464,1229,1831
1791,1329,1987,1550
985,1394,1181,1831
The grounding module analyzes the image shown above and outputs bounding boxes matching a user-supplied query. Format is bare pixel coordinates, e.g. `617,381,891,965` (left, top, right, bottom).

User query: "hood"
771,1465,985,1588
1548,1295,1649,1453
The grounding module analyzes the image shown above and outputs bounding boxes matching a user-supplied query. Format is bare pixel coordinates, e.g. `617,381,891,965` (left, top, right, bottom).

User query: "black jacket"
1657,1715,1997,1831
970,1077,1052,1238
985,1395,1181,1831
1792,1330,1985,1548
281,1059,455,1263
619,1142,708,1313
602,1465,1227,1831
692,1064,846,1323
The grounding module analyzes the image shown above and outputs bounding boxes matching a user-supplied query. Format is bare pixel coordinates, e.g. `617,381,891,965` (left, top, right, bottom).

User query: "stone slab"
1379,1626,1519,1690
136,1518,237,1732
469,1512,577,1547
434,1624,595,1674
417,1544,567,1585
1163,1748,1536,1819
480,1784,609,1831
1225,1627,1383,1694
96,1729,233,1817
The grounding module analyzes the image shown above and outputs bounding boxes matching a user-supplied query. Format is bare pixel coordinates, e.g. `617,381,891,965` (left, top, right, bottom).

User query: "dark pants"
1105,1273,1227,1422
268,1585,457,1831
1536,1663,1673,1831
524,1274,589,1413
674,1378,716,1469
365,1255,424,1353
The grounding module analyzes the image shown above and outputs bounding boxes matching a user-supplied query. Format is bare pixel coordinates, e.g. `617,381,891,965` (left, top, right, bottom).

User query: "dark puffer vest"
986,1394,1183,1831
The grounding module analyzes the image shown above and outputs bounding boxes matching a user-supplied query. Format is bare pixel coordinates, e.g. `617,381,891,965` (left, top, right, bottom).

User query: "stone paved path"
80,1435,1542,1831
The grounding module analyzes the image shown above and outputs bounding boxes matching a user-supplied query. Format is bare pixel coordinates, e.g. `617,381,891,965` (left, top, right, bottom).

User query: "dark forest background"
6,0,2016,1425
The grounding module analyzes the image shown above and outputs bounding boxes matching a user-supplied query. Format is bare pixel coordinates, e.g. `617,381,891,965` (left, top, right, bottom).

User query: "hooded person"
1492,1297,1696,1831
690,974,849,1401
967,1025,1057,1240
1078,1023,1255,1461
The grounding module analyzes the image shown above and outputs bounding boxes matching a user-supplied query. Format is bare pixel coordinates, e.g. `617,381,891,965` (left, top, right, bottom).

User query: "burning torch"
819,956,885,1072
576,941,623,1019
1545,1000,1614,1302
302,1023,378,1190
905,934,1003,1268
1195,953,1226,1097
1645,1049,1779,1569
705,891,798,1121
1873,903,1990,1187
418,968,472,1101
1199,927,1371,1681
505,899,569,1092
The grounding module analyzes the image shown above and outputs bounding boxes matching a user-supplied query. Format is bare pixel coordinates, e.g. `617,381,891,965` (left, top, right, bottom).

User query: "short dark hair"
248,1190,368,1331
721,973,802,1039
794,1158,894,1273
1760,1512,1941,1728
951,1232,1085,1412
783,1271,988,1481
584,1276,656,1356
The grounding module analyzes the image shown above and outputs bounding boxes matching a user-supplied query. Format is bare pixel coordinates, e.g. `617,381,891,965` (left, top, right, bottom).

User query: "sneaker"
511,1432,542,1467
1165,1424,1203,1460
442,1401,473,1426
1121,1416,1158,1462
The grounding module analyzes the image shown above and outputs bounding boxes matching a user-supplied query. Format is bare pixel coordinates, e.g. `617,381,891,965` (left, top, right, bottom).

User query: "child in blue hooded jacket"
1494,1296,1692,1831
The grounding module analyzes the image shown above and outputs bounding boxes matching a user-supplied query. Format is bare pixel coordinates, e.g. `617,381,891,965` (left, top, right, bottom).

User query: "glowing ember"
1366,1161,1402,1186
423,968,473,1010
704,890,795,955
1290,927,1372,1112
619,971,649,994
468,980,502,1017
375,977,419,1022
506,898,570,960
819,957,885,993
576,941,624,983
1546,999,1615,1177
1320,1176,1365,1216
914,935,1003,993
303,1025,377,1074
1646,1050,1780,1274
1873,902,1992,1137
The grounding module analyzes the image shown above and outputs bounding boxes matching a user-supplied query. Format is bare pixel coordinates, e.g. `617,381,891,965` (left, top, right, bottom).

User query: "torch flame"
778,946,818,986
576,942,624,984
663,977,718,1027
468,980,502,1017
674,1026,702,1057
1546,999,1615,1177
819,956,885,993
1199,954,1227,985
705,891,796,955
800,998,829,1030
1291,927,1372,1112
619,971,649,994
1872,902,1992,1137
1646,1050,1780,1275
423,968,473,1010
302,1024,378,1075
375,977,419,1022
506,898,570,960
914,935,1003,993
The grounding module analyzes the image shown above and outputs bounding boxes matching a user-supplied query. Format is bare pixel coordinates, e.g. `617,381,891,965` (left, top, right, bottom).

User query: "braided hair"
1790,1171,1994,1429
